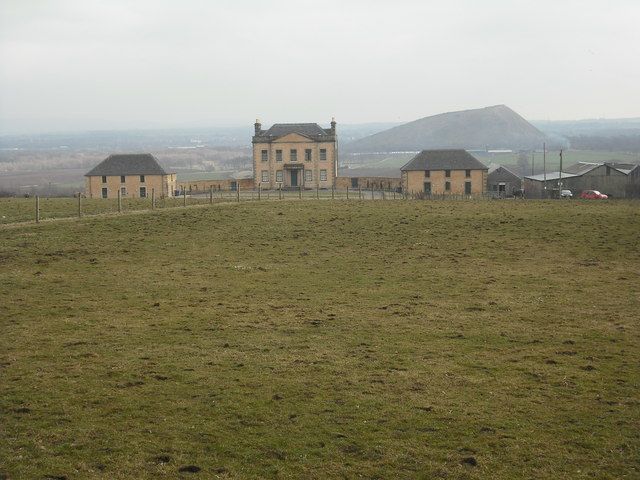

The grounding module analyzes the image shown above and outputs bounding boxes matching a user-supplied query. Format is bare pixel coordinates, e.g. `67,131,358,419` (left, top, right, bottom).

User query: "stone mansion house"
252,119,338,189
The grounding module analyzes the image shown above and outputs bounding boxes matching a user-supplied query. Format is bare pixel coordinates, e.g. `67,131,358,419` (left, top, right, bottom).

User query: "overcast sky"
1,0,639,133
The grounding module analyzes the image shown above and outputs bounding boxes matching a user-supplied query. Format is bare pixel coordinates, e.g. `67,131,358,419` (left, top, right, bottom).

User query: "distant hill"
342,105,547,153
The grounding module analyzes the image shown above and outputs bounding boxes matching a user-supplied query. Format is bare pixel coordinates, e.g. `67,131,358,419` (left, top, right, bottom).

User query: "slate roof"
259,123,331,138
85,154,171,177
401,149,488,171
488,165,521,181
563,162,601,175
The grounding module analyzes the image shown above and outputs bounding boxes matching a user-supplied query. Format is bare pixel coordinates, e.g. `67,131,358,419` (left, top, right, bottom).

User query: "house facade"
252,120,338,189
85,153,176,199
401,150,488,195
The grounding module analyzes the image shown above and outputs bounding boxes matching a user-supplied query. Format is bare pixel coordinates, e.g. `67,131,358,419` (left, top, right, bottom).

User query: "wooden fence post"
118,189,122,213
371,186,374,200
183,189,187,207
35,195,40,223
77,192,82,218
299,185,302,199
209,186,213,204
258,183,261,201
279,184,282,200
332,185,335,200
316,184,319,200
358,186,362,200
346,186,349,200
237,185,240,202
151,188,155,210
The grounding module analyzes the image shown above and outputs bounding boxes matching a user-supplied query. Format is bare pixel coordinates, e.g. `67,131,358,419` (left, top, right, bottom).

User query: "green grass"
1,200,639,479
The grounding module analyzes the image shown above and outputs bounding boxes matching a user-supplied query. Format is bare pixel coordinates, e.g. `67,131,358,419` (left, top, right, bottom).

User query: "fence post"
237,185,240,203
209,186,213,204
299,185,302,199
151,188,155,210
371,186,374,200
346,186,349,200
279,184,282,200
382,189,385,200
35,195,40,223
77,192,82,218
183,189,187,207
316,184,319,200
118,189,122,213
332,185,335,200
358,186,362,200
393,189,396,200
258,183,261,201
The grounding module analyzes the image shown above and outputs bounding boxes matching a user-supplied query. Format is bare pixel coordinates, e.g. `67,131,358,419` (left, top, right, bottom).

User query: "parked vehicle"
580,190,608,200
560,189,573,198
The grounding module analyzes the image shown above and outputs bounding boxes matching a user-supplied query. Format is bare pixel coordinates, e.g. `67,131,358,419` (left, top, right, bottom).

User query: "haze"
1,0,639,134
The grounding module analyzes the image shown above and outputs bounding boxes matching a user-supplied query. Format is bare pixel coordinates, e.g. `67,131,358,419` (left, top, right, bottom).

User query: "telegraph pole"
543,142,547,198
558,149,563,199
531,151,535,176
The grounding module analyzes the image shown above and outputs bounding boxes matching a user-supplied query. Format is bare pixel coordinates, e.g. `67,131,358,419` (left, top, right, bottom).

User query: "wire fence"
0,186,494,225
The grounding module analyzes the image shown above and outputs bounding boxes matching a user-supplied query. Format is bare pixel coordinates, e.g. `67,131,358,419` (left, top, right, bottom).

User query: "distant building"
487,165,522,197
85,153,176,199
252,120,338,189
523,162,640,198
400,149,488,195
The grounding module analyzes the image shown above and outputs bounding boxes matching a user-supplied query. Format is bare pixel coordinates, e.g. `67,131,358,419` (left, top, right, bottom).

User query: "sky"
1,0,639,133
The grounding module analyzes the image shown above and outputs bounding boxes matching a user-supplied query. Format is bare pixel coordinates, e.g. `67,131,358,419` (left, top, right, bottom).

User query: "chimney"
254,119,262,135
330,117,336,135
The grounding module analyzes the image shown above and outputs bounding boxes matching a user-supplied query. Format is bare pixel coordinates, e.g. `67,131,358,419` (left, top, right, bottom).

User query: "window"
139,186,147,198
320,149,327,161
261,150,268,162
120,175,126,183
261,170,269,183
424,182,431,194
305,170,312,182
465,181,472,194
140,175,145,183
276,150,283,162
305,149,312,161
445,170,451,178
445,181,451,191
320,169,327,181
101,187,108,198
465,169,471,178
290,149,297,162
276,170,283,182
120,186,127,196
101,176,107,184
425,170,430,178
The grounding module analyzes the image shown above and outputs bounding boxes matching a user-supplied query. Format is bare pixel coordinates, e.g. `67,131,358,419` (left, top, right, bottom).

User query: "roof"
524,172,581,182
85,154,170,177
400,149,488,171
487,164,521,181
260,123,331,138
563,162,601,175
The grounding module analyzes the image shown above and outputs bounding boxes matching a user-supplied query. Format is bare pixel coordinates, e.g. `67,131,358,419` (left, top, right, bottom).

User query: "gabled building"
252,119,338,189
487,164,522,197
523,161,640,198
85,153,176,199
400,149,488,195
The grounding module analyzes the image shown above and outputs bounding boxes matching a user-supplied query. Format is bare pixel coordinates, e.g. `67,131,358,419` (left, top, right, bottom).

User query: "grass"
0,200,639,479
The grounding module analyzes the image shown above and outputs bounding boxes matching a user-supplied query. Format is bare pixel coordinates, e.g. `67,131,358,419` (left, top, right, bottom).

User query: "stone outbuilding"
85,153,176,199
487,165,522,197
400,149,488,196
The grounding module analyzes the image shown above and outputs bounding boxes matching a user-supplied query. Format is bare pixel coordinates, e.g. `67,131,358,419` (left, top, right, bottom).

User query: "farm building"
334,175,401,191
400,149,488,196
85,154,177,199
523,162,640,198
252,119,338,189
487,165,522,197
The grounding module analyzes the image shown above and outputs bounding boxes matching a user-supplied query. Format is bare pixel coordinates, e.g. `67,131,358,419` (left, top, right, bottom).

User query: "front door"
290,170,298,187
424,182,431,194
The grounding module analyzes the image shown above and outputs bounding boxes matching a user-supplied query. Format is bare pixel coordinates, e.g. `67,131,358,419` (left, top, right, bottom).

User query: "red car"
580,190,608,199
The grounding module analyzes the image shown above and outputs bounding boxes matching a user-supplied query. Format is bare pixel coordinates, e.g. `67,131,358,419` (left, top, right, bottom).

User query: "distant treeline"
568,133,640,153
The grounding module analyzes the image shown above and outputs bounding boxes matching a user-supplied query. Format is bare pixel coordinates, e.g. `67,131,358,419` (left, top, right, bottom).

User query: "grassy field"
1,200,639,479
